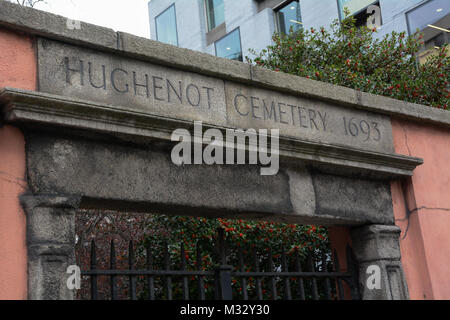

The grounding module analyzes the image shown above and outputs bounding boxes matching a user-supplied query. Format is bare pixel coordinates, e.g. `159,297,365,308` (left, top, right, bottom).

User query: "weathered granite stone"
38,38,396,155
24,132,396,225
0,0,117,50
225,81,395,153
0,88,424,177
21,194,81,300
37,38,228,126
351,225,409,300
25,132,293,217
311,172,395,225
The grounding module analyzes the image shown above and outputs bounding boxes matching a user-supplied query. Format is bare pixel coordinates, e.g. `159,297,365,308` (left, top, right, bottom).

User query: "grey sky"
30,0,151,38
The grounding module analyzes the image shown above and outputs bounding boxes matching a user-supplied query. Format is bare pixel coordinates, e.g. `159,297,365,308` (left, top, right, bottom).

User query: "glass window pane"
338,0,378,17
215,29,242,61
406,0,449,34
206,0,225,31
277,1,302,35
156,5,178,46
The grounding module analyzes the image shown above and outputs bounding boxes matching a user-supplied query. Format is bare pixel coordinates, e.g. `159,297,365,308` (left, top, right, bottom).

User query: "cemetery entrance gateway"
0,4,422,299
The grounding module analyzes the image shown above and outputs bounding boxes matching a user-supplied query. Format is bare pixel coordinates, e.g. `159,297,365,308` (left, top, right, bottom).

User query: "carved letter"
317,110,327,131
133,72,150,98
289,105,297,126
202,87,215,109
64,57,84,86
278,103,289,124
251,97,262,119
152,76,164,101
88,62,106,89
186,84,201,107
308,109,319,130
167,79,182,103
263,100,278,122
111,68,129,93
297,106,308,128
234,94,249,116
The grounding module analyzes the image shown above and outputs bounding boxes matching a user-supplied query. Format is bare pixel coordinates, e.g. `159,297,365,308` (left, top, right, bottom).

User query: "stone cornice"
0,88,423,177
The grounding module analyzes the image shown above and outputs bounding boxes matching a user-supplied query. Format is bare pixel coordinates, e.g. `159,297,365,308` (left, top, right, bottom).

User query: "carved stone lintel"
351,225,409,300
20,193,81,300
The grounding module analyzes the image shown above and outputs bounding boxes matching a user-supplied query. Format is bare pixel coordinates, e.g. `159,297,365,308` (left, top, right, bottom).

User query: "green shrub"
247,10,449,110
140,215,329,299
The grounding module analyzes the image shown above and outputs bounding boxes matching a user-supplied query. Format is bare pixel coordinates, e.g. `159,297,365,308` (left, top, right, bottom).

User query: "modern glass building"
148,0,449,61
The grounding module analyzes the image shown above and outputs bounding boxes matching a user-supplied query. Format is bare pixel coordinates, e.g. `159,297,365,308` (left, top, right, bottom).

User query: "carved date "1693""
343,117,381,142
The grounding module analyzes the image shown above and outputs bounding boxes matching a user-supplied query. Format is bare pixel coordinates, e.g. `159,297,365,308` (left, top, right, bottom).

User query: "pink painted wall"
391,118,450,300
0,28,36,300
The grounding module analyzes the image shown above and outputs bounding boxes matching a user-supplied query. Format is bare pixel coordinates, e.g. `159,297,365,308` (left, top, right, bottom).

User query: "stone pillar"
351,225,409,300
20,194,81,300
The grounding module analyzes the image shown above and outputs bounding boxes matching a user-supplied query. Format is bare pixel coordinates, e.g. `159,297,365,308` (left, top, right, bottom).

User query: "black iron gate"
82,228,360,300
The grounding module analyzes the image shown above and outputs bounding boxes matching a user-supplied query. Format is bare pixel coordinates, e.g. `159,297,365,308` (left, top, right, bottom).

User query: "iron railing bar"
322,253,332,300
164,243,173,300
147,244,155,301
90,240,98,300
253,250,263,300
231,272,353,277
110,240,117,300
129,240,137,300
268,249,277,300
180,243,189,300
282,250,292,300
214,229,222,300
82,270,352,278
308,254,319,300
196,242,206,300
238,247,248,300
216,229,232,300
82,270,215,276
294,250,306,300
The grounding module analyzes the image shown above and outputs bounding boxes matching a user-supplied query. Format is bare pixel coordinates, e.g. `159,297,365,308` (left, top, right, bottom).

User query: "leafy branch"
15,0,45,7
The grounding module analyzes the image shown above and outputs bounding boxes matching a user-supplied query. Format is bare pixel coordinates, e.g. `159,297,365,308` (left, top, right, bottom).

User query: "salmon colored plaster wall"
0,28,36,300
391,118,450,300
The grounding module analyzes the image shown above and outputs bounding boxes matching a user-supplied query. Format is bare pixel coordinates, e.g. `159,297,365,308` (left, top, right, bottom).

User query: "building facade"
148,0,449,61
